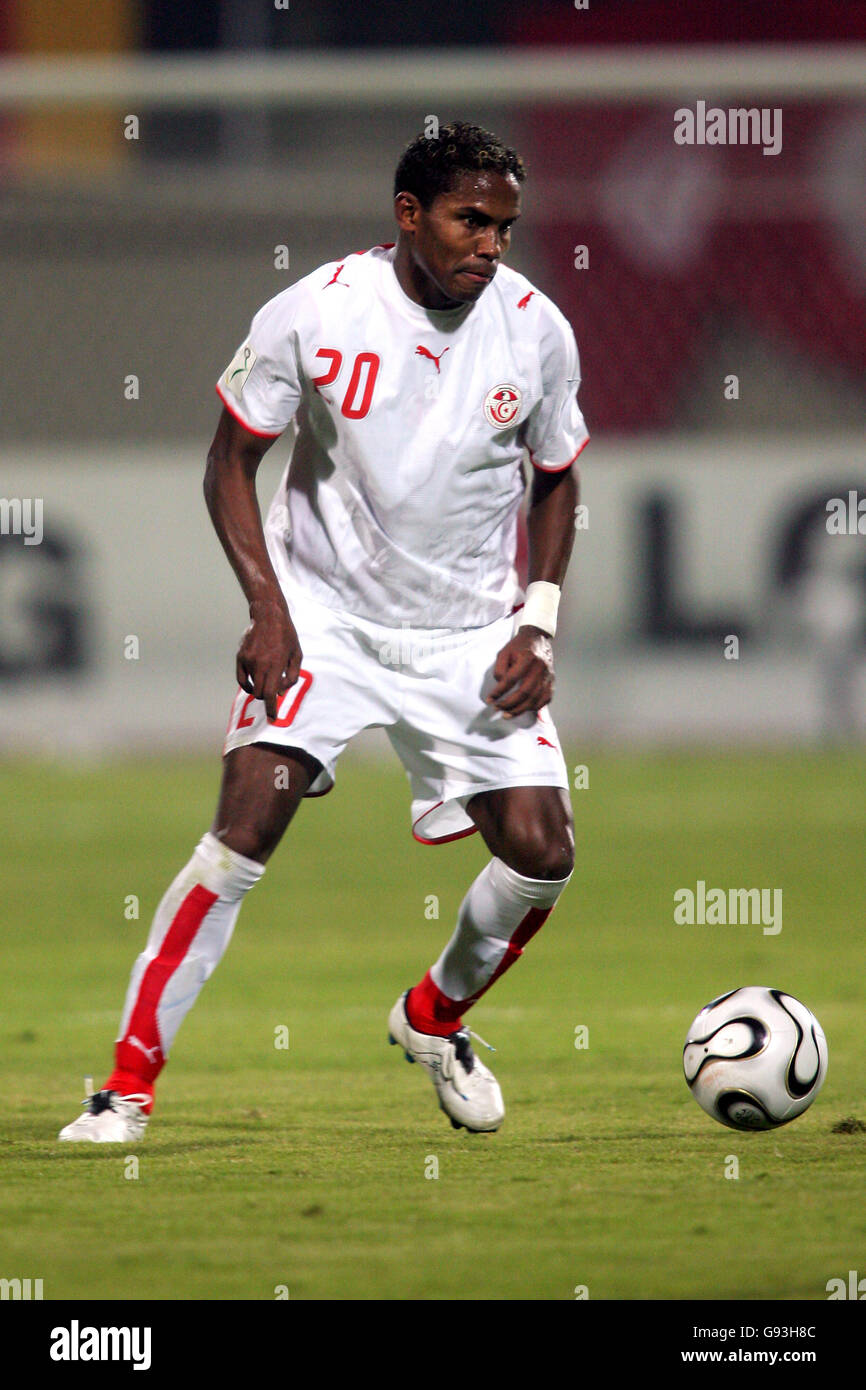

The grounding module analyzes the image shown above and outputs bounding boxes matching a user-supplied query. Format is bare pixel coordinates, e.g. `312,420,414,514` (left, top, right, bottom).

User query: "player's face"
396,170,522,310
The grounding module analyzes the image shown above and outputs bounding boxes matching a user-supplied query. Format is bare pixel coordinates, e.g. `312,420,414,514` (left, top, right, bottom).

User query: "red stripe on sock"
465,905,552,1004
114,883,219,1085
407,905,553,1035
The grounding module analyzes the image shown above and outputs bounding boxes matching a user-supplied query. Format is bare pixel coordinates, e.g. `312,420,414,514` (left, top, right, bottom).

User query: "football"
683,986,828,1131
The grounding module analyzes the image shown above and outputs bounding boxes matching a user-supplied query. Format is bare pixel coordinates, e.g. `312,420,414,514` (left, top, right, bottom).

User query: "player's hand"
486,626,554,719
236,597,303,722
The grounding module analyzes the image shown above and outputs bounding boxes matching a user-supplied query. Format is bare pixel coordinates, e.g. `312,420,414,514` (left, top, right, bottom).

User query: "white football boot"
58,1089,150,1143
388,992,505,1132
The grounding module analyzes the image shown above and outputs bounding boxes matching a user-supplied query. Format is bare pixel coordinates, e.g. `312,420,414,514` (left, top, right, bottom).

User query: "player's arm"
204,406,301,720
525,460,579,591
487,462,579,718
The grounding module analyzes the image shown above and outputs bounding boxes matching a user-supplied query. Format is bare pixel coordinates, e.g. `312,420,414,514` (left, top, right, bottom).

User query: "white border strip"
0,46,864,109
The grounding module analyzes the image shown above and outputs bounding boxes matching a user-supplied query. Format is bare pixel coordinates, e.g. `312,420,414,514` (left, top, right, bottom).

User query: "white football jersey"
216,243,589,629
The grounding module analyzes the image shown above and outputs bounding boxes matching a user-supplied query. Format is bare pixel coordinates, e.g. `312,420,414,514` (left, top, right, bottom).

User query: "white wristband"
518,581,561,637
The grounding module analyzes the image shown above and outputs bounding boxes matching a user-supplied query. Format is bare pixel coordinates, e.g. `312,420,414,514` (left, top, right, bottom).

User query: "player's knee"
500,818,574,881
535,835,575,881
212,824,272,865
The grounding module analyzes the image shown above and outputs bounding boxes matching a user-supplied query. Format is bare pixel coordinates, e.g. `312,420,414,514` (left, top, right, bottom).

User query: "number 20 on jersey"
311,349,380,419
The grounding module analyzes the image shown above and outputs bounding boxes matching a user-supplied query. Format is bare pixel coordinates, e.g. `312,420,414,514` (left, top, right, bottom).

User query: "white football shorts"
222,573,570,844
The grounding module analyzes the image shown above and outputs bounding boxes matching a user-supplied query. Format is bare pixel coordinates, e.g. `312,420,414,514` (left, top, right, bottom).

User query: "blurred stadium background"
3,2,866,1313
2,0,865,753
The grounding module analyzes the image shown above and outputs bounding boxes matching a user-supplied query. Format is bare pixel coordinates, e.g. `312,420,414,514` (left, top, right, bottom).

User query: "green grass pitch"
0,747,864,1301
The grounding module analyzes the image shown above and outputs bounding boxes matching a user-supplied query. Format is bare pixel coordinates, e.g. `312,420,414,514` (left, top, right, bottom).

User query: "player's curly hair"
394,121,526,208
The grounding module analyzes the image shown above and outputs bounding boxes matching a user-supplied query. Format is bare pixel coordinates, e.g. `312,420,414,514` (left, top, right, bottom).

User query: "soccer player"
60,122,589,1143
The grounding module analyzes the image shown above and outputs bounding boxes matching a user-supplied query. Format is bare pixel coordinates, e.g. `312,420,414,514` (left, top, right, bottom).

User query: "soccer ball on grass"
683,986,828,1131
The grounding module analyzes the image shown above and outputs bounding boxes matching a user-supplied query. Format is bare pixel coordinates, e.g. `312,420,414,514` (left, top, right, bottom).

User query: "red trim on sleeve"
215,383,283,440
529,434,590,473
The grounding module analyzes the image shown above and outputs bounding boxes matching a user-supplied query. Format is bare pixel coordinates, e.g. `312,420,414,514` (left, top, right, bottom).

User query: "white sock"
115,833,264,1078
431,857,572,1007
